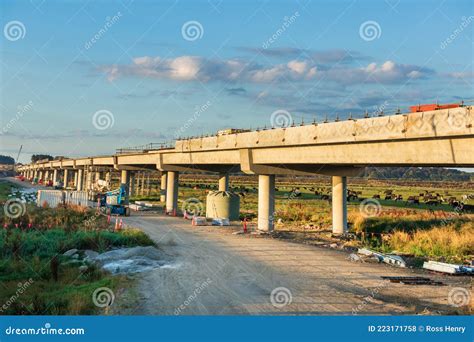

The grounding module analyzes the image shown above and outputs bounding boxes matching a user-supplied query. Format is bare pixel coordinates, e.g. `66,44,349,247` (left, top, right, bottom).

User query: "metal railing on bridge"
115,142,175,154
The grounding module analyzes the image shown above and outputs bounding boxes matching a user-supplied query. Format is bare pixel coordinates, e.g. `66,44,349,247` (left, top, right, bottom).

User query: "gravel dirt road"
117,214,472,315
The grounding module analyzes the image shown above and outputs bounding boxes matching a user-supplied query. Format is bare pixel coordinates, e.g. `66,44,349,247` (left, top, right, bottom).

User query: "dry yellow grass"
389,222,474,262
349,209,473,262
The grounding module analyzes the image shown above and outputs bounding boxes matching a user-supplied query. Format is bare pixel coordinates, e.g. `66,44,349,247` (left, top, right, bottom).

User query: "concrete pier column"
258,174,275,231
166,171,179,215
38,171,43,182
146,173,150,196
121,170,130,204
332,176,348,235
105,171,111,188
85,169,93,191
129,172,136,197
52,169,58,186
33,170,38,182
63,169,69,189
44,170,50,183
160,172,167,202
218,173,229,192
95,171,101,184
140,172,145,196
76,169,84,191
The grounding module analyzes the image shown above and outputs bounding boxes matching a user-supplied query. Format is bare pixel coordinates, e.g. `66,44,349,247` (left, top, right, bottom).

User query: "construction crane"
16,145,23,164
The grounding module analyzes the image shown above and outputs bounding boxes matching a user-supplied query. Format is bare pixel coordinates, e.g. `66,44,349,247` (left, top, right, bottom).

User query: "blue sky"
0,0,473,163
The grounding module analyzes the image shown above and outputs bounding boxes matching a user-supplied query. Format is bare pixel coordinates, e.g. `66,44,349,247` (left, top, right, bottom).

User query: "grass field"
0,180,155,315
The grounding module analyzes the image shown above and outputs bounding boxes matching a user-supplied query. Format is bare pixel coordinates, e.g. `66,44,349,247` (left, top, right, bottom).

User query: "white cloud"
100,55,434,85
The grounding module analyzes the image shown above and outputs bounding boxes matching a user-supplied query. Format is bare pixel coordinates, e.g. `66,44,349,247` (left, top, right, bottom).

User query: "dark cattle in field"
407,196,420,204
460,204,474,212
347,189,359,201
373,194,381,199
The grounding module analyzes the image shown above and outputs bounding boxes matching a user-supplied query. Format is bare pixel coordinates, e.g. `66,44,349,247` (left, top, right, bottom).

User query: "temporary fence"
37,190,93,208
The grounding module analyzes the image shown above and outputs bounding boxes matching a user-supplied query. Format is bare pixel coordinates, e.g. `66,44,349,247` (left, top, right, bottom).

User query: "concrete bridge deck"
17,106,474,233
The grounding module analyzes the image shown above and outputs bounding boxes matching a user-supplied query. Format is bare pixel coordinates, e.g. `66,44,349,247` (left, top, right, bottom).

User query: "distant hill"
0,155,14,165
363,167,472,182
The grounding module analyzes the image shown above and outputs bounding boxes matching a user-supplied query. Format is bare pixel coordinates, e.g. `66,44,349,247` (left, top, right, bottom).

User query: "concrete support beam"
166,171,179,215
218,173,229,192
140,172,145,196
332,176,348,235
129,172,136,197
121,170,130,204
76,169,84,191
95,171,101,184
146,173,150,196
52,169,58,186
105,171,111,189
258,174,275,231
86,169,93,191
160,172,167,202
63,169,69,189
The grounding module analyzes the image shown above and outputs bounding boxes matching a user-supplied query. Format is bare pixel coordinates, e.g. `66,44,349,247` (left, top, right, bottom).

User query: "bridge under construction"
17,105,474,233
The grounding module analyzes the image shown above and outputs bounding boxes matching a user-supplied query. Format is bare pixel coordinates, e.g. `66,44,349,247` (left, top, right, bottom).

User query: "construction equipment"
99,184,130,216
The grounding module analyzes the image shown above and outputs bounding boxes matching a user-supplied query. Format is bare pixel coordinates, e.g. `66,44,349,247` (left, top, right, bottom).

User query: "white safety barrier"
65,191,90,207
37,190,93,208
37,190,64,208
